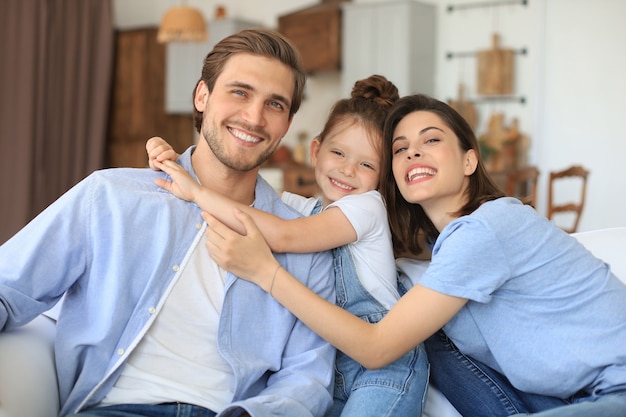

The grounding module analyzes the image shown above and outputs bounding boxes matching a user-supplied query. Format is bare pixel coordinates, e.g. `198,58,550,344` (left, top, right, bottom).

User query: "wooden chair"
547,165,589,233
506,166,540,207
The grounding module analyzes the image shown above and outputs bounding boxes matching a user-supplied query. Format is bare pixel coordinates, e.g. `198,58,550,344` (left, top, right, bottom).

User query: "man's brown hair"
192,28,306,133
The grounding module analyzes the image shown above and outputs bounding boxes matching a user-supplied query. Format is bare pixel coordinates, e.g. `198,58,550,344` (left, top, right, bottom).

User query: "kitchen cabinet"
281,164,320,197
260,164,320,198
165,18,261,113
278,2,343,73
108,28,194,168
341,0,436,97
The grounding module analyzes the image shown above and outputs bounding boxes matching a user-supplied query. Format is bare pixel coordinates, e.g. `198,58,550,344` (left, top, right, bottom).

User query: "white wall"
539,0,626,231
436,0,626,231
113,0,626,231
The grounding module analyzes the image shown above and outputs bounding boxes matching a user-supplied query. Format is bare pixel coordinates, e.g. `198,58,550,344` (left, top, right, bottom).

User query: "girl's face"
310,121,381,206
391,111,477,217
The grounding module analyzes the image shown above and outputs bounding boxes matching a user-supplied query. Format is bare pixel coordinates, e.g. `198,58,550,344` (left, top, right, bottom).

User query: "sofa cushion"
0,315,59,417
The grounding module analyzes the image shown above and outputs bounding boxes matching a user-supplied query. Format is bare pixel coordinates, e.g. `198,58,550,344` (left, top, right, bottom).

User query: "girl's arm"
202,209,468,369
155,159,357,253
146,137,179,170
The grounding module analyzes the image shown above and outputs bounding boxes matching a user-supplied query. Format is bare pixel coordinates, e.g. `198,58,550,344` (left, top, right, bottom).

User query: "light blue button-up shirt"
0,147,336,417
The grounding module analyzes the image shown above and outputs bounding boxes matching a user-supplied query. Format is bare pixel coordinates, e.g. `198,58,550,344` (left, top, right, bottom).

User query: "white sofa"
1,227,624,417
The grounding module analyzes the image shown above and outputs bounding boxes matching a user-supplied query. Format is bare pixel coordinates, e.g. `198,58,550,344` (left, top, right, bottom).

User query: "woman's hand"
154,159,202,203
202,209,280,292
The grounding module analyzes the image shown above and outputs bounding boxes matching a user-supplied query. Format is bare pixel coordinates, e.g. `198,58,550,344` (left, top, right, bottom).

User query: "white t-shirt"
100,233,234,411
283,191,399,309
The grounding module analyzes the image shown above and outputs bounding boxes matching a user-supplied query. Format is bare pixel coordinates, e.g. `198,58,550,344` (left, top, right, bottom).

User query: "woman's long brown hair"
379,94,504,256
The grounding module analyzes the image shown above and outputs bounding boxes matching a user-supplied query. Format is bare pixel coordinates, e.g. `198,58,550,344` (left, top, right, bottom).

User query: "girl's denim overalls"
313,202,429,417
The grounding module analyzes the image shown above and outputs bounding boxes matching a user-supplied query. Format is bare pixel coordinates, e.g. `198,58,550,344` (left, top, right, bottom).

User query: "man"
0,29,335,417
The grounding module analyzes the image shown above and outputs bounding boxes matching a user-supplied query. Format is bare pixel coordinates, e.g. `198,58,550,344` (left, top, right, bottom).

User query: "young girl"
147,76,429,417
200,94,626,417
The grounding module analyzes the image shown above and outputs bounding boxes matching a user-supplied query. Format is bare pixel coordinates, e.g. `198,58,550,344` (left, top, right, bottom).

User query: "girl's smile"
311,122,381,206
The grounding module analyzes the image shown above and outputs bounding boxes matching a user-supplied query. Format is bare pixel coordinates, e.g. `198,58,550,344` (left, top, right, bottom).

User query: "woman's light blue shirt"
418,197,626,398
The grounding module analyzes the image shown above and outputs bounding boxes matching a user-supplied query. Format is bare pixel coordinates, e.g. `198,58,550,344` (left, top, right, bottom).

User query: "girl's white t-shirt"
283,190,399,309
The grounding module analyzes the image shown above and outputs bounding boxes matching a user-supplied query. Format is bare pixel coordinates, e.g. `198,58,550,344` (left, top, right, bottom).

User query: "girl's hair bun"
351,74,399,107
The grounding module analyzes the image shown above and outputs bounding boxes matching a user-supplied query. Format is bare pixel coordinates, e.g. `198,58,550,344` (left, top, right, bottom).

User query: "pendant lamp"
157,4,207,43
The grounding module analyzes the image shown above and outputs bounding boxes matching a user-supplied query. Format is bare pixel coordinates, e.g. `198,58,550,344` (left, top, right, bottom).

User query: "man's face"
196,53,295,172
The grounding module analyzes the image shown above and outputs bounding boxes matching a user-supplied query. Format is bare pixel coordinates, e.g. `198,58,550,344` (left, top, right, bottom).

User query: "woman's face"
390,111,476,214
310,121,381,206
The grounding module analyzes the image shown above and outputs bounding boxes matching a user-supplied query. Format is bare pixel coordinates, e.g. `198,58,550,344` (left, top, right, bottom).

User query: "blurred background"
1,0,624,243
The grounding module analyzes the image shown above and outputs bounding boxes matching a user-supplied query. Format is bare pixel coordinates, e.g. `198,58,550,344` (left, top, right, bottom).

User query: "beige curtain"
0,0,114,243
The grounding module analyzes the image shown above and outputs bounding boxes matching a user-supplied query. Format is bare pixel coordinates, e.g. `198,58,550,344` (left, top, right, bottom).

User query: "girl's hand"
202,210,280,292
147,136,178,170
154,159,202,202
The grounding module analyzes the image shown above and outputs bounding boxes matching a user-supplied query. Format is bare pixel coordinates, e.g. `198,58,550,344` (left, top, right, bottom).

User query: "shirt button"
148,307,156,314
117,348,125,356
196,223,202,230
172,265,180,272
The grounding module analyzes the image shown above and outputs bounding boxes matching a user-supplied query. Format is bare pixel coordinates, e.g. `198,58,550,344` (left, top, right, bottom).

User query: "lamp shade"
157,6,207,43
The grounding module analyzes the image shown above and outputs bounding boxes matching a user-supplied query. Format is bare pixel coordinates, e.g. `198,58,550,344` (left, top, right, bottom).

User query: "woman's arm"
202,209,467,368
155,160,357,253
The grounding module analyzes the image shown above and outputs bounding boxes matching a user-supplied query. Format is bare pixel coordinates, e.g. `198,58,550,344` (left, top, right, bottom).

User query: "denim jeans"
425,330,626,417
328,343,429,417
67,403,217,417
326,245,429,417
511,388,626,417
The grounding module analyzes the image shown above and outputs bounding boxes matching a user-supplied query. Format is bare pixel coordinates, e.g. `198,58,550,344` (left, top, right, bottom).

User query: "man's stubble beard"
202,122,279,172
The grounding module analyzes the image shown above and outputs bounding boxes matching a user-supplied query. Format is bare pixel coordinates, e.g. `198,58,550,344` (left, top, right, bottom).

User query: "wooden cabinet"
260,164,320,198
108,28,194,168
341,1,436,96
278,3,344,73
282,164,320,197
165,18,261,113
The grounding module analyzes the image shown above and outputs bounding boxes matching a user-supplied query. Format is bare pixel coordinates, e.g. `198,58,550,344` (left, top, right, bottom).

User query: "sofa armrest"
0,315,59,417
572,227,626,283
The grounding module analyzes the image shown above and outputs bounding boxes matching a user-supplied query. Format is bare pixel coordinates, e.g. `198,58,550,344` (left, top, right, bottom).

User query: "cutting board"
449,83,478,131
477,33,514,95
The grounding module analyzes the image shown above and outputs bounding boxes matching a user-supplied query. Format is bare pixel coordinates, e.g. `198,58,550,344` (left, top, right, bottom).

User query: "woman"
201,94,626,417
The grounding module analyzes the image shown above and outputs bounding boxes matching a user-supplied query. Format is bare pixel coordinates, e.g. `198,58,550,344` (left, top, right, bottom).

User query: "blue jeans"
68,403,217,417
425,330,626,417
511,388,626,417
326,244,429,417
